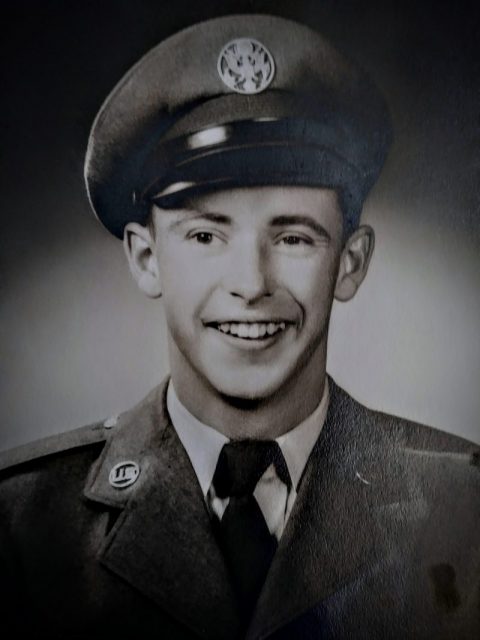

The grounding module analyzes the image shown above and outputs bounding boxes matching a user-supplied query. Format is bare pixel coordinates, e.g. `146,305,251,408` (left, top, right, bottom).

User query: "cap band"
139,117,366,230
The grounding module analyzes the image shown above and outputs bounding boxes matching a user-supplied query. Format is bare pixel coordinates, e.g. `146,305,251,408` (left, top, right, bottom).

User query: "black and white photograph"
1,1,479,637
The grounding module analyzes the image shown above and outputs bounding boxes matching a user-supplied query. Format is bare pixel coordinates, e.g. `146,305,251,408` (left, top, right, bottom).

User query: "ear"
123,221,162,298
334,225,375,302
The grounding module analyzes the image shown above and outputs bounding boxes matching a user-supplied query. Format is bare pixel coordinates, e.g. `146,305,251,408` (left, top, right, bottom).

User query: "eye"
192,231,214,244
278,234,313,246
186,229,226,247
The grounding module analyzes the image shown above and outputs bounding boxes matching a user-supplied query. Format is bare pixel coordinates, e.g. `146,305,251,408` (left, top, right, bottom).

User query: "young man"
1,15,479,639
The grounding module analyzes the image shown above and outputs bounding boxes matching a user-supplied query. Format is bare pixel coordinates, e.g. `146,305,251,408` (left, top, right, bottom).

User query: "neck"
168,344,328,440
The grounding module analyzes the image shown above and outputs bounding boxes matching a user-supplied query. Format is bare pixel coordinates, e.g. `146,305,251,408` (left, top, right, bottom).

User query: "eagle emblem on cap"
217,38,275,94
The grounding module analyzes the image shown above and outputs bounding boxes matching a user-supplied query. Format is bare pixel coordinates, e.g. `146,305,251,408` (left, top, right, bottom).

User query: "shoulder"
0,419,110,476
331,378,479,453
364,400,478,464
0,378,170,477
0,419,112,516
329,378,480,487
0,402,139,509
370,404,479,497
0,380,168,504
329,381,480,564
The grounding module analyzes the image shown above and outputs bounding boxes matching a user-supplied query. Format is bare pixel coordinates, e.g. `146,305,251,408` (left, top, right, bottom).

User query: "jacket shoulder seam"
0,422,108,473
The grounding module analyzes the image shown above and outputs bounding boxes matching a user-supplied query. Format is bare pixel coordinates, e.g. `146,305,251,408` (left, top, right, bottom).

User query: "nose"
226,237,273,303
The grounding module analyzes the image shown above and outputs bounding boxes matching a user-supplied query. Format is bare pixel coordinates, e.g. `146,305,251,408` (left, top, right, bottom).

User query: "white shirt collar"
166,379,329,497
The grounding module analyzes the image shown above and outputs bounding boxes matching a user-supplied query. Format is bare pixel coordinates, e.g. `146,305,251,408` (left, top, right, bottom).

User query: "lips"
207,321,288,340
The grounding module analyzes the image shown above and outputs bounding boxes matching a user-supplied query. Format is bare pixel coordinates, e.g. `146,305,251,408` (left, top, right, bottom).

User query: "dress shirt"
166,380,329,540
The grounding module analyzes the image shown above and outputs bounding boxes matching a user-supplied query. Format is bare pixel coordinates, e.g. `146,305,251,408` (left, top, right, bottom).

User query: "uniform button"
109,461,140,488
103,415,119,429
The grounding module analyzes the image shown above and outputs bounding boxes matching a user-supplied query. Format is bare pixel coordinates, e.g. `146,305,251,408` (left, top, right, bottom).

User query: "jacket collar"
247,380,425,639
84,377,423,639
84,379,242,639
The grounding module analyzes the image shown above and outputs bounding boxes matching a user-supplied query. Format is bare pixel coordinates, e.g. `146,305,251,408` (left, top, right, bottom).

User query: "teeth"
238,324,249,338
249,324,260,339
214,322,288,339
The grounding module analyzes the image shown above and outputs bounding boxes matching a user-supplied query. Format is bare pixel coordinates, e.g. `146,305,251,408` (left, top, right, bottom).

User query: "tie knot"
212,440,291,499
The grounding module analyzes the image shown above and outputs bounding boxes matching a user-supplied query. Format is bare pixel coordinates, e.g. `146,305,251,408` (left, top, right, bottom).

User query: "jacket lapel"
84,380,241,639
248,380,422,639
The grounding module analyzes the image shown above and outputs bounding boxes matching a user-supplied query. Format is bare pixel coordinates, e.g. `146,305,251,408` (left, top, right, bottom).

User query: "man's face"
151,186,344,401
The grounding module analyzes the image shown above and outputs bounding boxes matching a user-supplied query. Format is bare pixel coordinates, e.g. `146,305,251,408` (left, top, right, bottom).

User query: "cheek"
157,244,218,321
158,243,196,293
275,253,339,309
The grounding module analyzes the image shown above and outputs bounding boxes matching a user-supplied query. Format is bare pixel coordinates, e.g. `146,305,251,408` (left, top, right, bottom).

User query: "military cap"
85,14,393,238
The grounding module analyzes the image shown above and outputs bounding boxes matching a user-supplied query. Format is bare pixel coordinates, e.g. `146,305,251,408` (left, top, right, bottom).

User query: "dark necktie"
212,440,291,621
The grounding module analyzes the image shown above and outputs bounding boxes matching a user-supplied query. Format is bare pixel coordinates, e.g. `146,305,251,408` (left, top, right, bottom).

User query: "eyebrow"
270,215,330,238
169,211,232,229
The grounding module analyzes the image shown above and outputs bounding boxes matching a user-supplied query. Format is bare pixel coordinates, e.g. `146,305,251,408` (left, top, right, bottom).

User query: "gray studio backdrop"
1,0,479,450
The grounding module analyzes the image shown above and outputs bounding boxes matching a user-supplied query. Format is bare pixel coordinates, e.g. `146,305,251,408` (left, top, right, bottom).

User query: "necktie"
212,440,291,621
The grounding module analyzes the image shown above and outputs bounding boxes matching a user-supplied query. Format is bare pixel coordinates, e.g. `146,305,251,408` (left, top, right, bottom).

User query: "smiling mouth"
207,321,289,340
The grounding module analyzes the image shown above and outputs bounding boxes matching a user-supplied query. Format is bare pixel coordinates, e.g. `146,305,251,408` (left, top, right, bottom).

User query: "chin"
207,368,291,404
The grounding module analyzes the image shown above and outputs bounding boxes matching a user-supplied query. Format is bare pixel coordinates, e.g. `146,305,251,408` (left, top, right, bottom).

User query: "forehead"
154,186,343,228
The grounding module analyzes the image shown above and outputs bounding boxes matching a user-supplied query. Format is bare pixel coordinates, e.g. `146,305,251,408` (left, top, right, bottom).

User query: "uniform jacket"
1,377,479,639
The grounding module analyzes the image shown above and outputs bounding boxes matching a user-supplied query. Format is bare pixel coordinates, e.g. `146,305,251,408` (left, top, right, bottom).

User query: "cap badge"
217,38,275,95
109,461,140,489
